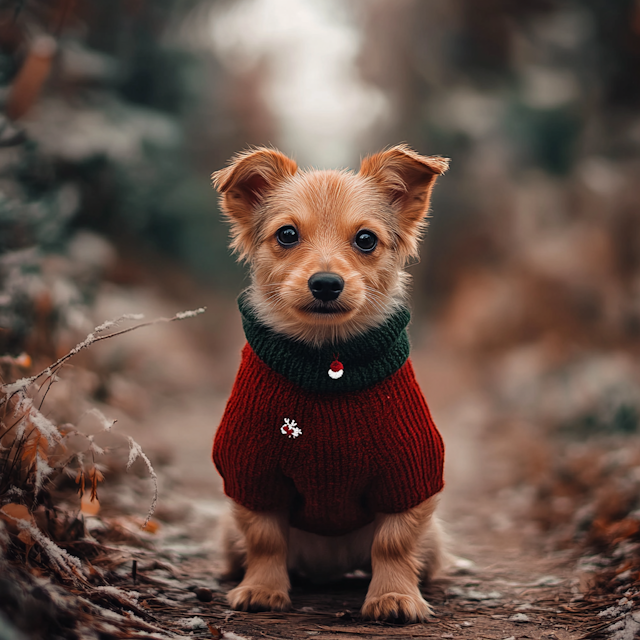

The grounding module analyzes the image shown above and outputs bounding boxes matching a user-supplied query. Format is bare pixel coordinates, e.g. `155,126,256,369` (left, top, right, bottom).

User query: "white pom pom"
328,368,343,379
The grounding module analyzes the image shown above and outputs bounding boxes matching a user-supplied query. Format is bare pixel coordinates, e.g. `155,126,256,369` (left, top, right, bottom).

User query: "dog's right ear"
212,147,298,260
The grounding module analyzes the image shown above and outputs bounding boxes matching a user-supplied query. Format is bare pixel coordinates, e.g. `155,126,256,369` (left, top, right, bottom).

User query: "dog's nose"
308,272,344,302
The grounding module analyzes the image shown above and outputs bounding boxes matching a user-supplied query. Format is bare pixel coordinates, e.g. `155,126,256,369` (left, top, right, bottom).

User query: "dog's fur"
212,145,449,622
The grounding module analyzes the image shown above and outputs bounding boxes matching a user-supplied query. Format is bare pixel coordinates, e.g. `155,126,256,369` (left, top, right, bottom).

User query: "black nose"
308,272,344,302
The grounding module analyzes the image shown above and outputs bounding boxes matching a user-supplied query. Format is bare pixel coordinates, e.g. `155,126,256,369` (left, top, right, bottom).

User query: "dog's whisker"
362,289,389,306
362,285,394,302
361,292,390,317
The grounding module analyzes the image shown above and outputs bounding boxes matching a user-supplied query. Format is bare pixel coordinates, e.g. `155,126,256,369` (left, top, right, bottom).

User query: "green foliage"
561,404,639,438
111,143,242,287
507,104,583,176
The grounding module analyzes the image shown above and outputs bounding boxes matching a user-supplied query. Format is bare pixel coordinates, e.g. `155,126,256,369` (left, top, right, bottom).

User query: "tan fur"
213,145,449,621
225,504,291,612
221,498,447,621
362,497,441,622
212,145,448,346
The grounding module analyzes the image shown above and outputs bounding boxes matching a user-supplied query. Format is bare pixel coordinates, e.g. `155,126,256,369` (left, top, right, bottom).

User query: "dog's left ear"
359,145,449,257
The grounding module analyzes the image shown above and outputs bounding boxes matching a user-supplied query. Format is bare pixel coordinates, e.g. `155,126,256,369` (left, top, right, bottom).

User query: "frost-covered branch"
0,307,206,402
126,436,158,528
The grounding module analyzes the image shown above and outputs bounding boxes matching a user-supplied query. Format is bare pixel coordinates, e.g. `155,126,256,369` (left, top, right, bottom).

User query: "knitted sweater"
213,299,445,537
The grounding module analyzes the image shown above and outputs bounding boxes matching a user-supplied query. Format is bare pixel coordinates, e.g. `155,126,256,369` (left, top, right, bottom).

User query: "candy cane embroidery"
281,418,302,438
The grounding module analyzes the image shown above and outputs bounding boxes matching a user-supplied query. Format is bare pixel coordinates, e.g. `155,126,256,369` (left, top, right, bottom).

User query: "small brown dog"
211,145,449,623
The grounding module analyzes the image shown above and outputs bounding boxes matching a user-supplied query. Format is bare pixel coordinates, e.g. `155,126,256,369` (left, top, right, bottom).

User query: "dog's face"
213,145,448,345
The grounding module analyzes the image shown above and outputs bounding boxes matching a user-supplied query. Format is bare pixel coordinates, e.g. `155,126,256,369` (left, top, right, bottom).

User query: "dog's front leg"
361,498,438,623
226,504,291,612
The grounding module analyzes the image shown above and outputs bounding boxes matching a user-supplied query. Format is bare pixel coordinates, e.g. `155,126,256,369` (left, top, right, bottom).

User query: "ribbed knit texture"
239,294,411,393
213,345,445,537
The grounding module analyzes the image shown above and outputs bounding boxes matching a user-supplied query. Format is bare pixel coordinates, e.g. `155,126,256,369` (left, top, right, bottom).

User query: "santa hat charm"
328,358,344,379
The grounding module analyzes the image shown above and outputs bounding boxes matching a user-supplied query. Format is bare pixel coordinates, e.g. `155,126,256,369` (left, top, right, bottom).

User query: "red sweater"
213,342,444,537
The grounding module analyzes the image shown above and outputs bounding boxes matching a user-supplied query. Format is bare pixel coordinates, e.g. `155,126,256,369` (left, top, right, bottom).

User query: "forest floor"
106,517,598,640
7,264,630,640
74,272,614,640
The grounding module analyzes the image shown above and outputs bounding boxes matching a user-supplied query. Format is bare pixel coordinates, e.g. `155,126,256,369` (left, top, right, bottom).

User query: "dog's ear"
212,147,298,260
359,145,449,257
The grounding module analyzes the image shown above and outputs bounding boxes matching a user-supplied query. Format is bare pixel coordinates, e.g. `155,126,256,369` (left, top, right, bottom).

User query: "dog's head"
212,145,448,345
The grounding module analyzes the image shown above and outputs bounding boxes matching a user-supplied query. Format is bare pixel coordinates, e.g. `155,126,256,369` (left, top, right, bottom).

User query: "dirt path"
93,285,604,639
107,491,599,639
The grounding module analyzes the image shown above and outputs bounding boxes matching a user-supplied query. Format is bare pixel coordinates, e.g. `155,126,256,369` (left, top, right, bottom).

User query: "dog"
211,144,449,623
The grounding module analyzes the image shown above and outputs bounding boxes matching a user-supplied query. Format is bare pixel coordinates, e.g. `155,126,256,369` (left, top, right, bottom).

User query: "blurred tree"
581,0,640,108
357,0,640,325
0,0,263,354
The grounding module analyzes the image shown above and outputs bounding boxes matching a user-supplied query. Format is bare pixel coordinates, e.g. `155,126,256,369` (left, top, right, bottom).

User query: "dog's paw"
361,592,433,623
227,584,291,612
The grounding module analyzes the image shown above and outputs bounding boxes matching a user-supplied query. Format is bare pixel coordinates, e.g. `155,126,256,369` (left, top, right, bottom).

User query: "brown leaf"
88,466,104,502
0,504,36,535
1,503,33,523
14,353,32,369
207,624,222,639
75,469,85,498
17,528,35,557
22,433,47,463
141,519,159,534
80,493,100,516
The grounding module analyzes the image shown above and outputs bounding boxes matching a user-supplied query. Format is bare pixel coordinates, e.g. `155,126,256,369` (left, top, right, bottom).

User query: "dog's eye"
276,225,299,246
354,230,377,253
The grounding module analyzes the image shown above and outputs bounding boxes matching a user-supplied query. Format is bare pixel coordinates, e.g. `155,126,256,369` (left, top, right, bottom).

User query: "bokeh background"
2,0,640,582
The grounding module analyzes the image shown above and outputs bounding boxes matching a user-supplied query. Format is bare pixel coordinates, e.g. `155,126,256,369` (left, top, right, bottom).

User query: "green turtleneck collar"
239,294,411,394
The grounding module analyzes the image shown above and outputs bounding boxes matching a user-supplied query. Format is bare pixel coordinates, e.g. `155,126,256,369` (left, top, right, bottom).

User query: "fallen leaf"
80,493,100,516
207,623,222,638
17,528,35,557
141,519,159,534
14,353,32,368
195,587,213,602
0,503,35,531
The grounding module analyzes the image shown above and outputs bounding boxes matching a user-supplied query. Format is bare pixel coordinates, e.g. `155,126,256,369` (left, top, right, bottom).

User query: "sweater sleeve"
367,360,445,514
213,344,295,512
